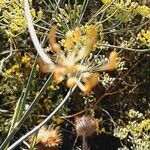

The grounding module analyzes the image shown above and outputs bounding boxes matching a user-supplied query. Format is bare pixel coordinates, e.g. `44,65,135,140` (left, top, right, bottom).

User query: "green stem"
88,0,116,24
0,72,53,150
1,55,37,149
96,43,150,52
8,87,75,150
78,0,90,25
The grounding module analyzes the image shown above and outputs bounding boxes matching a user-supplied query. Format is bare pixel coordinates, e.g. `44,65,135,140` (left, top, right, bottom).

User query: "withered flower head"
49,25,61,53
36,125,62,149
75,115,99,137
38,25,118,93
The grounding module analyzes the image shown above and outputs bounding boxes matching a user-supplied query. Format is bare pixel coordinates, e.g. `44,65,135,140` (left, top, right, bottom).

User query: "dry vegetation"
0,0,150,150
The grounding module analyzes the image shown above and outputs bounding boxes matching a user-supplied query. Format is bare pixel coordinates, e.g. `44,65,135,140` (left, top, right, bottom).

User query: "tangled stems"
8,85,77,150
0,0,54,148
1,1,78,149
88,0,116,24
0,72,54,150
77,0,90,25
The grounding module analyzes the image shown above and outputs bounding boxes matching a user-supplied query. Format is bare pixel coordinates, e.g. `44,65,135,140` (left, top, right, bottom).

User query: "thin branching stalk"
78,0,90,25
101,9,118,23
104,20,150,34
33,23,50,31
82,135,90,150
0,40,13,73
88,0,116,24
96,43,150,52
67,0,73,28
42,0,61,27
103,21,121,31
72,0,78,26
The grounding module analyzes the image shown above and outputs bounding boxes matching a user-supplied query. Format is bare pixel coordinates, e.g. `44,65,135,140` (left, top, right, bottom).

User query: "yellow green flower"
135,5,150,18
101,0,111,5
0,0,7,10
37,10,43,20
137,30,150,46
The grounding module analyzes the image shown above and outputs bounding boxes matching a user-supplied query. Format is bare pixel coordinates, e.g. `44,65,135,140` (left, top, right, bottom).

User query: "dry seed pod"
83,73,99,93
53,67,65,83
75,115,99,137
37,57,53,73
99,51,118,71
49,25,61,53
108,51,118,70
49,25,57,44
66,77,76,88
74,27,81,42
51,43,61,53
35,126,62,150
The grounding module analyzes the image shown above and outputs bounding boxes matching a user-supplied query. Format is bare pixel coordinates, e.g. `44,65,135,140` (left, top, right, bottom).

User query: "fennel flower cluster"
5,54,31,78
135,5,150,18
0,0,43,37
137,30,150,46
0,0,7,11
114,109,150,150
103,0,150,22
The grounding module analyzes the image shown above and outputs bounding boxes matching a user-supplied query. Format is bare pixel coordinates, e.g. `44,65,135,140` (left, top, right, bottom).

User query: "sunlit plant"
0,0,149,149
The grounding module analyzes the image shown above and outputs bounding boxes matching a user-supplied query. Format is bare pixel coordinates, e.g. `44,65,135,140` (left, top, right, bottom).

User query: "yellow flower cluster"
101,0,111,5
114,110,150,149
5,64,20,77
4,54,32,78
1,0,43,37
104,0,150,22
61,27,81,51
137,30,150,46
37,10,43,20
0,0,7,10
102,1,150,22
2,0,27,37
135,5,150,18
106,0,138,22
115,119,150,138
61,25,97,56
21,54,31,67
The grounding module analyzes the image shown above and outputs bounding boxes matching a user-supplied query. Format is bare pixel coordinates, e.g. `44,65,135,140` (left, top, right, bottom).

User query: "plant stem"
78,0,90,25
24,0,54,66
0,73,53,150
96,43,150,52
3,54,37,149
8,86,77,150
